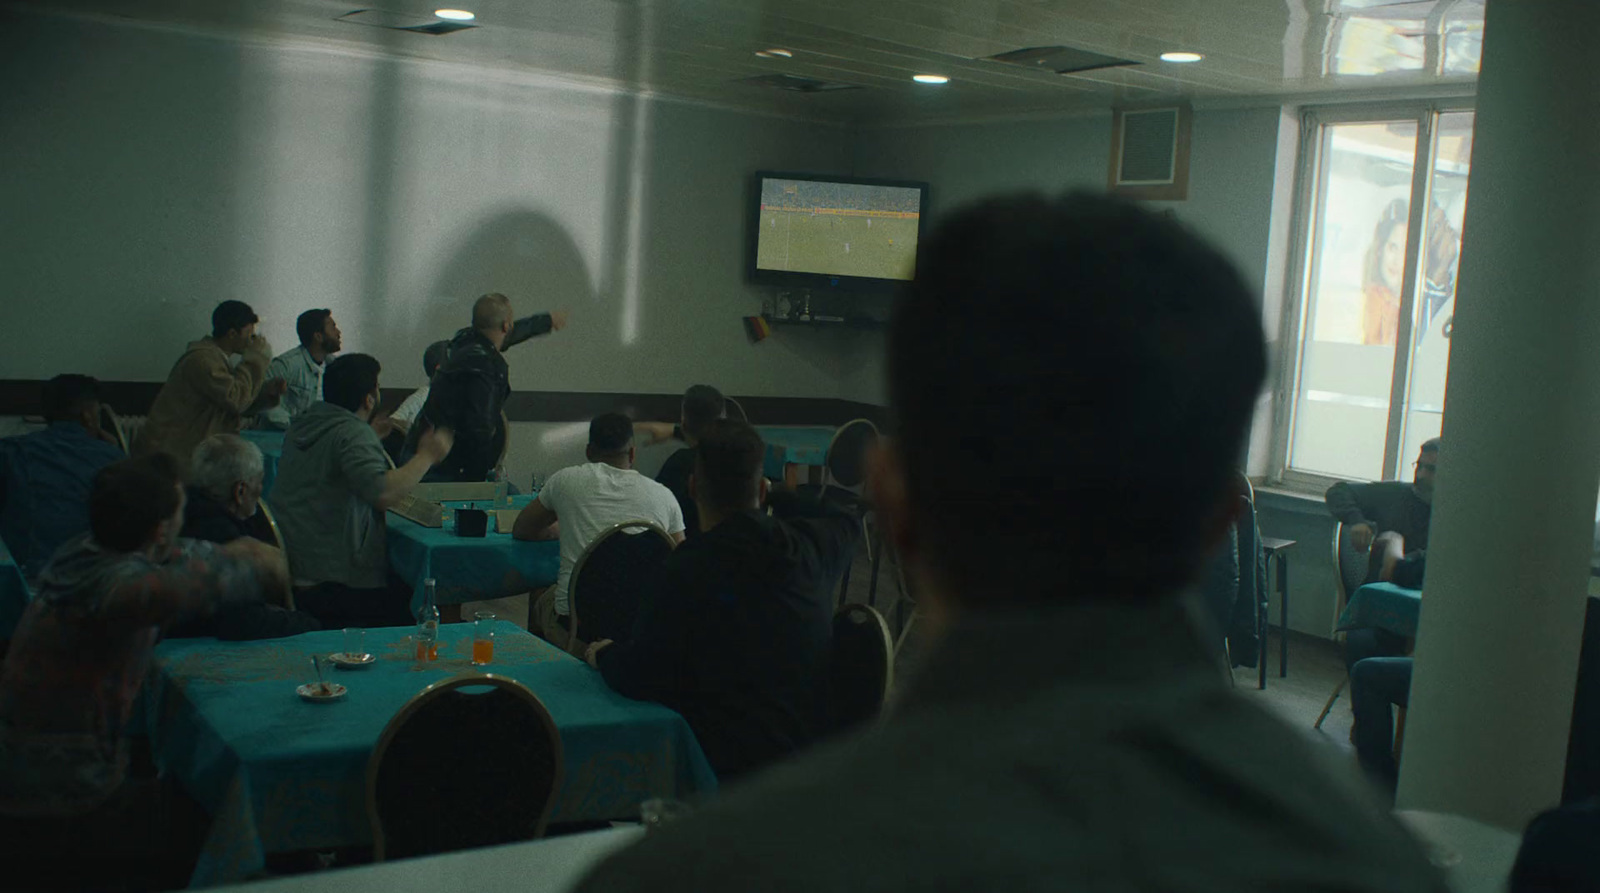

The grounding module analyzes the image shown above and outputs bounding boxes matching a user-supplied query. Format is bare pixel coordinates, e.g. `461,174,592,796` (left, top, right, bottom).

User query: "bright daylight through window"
1280,106,1475,484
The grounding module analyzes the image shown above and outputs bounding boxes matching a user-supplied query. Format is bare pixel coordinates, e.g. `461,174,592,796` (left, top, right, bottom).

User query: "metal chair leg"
1314,676,1348,729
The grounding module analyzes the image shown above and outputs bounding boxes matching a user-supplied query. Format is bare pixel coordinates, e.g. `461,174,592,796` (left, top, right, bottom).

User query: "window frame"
1269,98,1476,493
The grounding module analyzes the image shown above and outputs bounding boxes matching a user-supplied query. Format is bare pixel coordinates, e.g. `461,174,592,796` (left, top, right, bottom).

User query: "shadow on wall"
383,209,597,385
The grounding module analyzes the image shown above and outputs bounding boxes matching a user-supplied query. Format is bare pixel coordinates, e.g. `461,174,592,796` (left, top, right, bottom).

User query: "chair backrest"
248,498,286,551
368,674,563,861
98,405,129,454
824,419,880,490
568,521,676,648
724,396,748,423
827,604,893,735
1331,521,1368,608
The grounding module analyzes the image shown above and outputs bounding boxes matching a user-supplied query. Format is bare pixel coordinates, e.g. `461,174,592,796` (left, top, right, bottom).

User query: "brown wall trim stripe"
0,380,888,429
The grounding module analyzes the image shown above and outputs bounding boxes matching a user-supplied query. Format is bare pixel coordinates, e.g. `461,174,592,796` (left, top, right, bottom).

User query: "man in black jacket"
638,384,727,541
401,293,569,481
585,419,858,782
171,433,319,640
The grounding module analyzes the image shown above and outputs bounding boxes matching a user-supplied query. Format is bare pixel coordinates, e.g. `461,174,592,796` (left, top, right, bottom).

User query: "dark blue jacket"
0,423,124,580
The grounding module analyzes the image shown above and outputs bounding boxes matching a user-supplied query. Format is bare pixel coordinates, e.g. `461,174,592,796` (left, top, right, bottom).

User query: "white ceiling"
15,0,1483,123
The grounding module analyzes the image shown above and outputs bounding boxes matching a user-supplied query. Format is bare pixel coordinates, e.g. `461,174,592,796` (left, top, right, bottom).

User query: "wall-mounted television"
747,171,929,291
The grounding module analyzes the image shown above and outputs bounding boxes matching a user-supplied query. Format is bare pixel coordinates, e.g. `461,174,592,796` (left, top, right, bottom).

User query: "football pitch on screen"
756,210,919,281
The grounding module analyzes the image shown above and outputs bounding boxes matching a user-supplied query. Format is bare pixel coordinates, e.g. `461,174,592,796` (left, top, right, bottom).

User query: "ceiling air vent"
986,45,1139,76
337,9,477,35
739,74,863,93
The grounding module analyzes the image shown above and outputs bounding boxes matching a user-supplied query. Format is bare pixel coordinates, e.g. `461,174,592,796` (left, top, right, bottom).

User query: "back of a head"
472,293,513,333
1421,437,1441,455
889,192,1265,604
41,374,100,423
588,413,634,458
296,309,332,347
681,385,726,440
422,340,451,379
191,433,265,501
212,300,258,338
694,419,765,513
91,453,182,552
324,353,382,412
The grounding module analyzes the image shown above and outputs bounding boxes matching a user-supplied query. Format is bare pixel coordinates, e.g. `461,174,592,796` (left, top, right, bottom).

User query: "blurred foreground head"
881,192,1265,609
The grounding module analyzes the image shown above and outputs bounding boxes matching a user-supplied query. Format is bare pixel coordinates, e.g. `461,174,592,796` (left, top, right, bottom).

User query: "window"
1275,104,1474,486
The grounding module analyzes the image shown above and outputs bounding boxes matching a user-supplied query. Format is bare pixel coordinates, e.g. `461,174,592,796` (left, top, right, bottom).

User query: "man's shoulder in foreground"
576,608,1446,893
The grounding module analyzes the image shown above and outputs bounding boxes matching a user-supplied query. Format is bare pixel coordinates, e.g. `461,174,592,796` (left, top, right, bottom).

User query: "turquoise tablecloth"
386,495,560,614
0,534,30,639
757,426,835,481
1336,582,1423,639
145,622,716,887
237,430,284,497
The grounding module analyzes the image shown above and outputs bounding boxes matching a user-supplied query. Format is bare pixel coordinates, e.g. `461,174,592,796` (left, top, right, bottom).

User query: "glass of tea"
472,612,496,665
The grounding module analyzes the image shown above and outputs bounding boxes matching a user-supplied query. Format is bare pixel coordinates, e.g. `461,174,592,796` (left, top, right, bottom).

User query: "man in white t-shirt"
514,412,685,651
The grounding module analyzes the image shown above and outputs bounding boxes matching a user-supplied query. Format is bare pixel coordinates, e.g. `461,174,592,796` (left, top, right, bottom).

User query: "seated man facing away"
1326,438,1440,670
514,413,685,651
574,194,1444,893
0,374,125,580
585,419,856,782
402,294,568,482
136,300,287,463
169,433,320,641
390,339,452,435
1350,656,1413,800
270,354,454,629
258,308,342,430
0,453,283,817
636,384,726,541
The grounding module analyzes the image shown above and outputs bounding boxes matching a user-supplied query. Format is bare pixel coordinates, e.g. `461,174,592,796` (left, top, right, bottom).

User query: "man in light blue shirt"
259,309,341,430
0,375,126,579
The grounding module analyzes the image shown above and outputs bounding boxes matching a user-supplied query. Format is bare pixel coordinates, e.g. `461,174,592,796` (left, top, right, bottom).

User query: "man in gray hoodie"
269,354,454,628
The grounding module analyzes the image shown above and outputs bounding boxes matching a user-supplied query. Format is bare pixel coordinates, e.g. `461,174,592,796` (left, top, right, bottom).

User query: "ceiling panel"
10,0,1482,123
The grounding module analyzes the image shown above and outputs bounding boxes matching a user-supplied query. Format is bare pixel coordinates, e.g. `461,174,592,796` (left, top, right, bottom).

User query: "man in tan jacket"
136,301,286,463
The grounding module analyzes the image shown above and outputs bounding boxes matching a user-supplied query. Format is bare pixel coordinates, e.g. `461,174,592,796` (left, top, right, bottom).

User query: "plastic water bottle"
416,577,440,662
491,465,510,508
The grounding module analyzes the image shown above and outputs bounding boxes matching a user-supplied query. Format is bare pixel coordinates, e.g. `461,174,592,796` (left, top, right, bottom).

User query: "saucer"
328,652,375,669
297,682,347,702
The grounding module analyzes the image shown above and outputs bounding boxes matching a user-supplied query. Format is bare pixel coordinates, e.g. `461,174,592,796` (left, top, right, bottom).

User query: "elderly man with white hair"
169,433,320,640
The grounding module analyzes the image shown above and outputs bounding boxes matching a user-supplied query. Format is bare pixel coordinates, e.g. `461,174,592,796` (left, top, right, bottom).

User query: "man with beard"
1325,438,1439,669
260,309,343,430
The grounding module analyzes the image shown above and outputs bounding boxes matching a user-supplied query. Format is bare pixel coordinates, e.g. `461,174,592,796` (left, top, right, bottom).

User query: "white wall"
0,12,858,401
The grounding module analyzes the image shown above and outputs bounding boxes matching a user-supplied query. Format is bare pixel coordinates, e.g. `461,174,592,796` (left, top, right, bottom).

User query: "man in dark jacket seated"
171,433,319,640
401,293,568,482
584,419,859,782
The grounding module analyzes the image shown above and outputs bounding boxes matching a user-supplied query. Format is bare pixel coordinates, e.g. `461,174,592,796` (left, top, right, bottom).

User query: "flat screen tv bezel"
746,170,930,292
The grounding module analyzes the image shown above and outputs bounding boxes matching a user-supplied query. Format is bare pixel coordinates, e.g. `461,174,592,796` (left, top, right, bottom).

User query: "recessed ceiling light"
912,74,950,84
755,48,794,59
434,9,475,21
1160,51,1203,63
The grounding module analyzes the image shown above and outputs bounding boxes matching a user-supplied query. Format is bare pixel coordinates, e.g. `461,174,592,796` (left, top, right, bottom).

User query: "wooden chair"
564,520,675,652
250,499,286,550
1315,520,1369,729
367,675,563,861
827,604,893,736
98,405,129,453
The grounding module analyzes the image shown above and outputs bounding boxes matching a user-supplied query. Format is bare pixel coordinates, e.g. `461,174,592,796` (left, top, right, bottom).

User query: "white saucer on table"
328,652,375,669
297,682,347,702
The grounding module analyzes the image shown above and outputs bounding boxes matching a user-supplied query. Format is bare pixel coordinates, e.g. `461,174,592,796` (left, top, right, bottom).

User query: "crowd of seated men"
0,193,1459,891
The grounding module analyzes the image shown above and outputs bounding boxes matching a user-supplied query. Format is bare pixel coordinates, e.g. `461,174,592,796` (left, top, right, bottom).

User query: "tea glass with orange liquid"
472,611,496,665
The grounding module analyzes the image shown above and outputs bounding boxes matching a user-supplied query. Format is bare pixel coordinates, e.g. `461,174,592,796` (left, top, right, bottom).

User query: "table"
144,623,715,887
212,826,644,893
757,426,835,488
1395,810,1521,893
386,495,560,616
239,430,285,497
0,534,30,639
1259,536,1297,690
1337,582,1423,639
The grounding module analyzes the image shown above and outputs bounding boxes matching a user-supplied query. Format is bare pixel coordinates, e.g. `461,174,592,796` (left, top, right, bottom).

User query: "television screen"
749,172,927,289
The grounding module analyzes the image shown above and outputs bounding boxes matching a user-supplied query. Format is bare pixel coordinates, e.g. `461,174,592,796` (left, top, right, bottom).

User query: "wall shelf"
760,314,887,331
